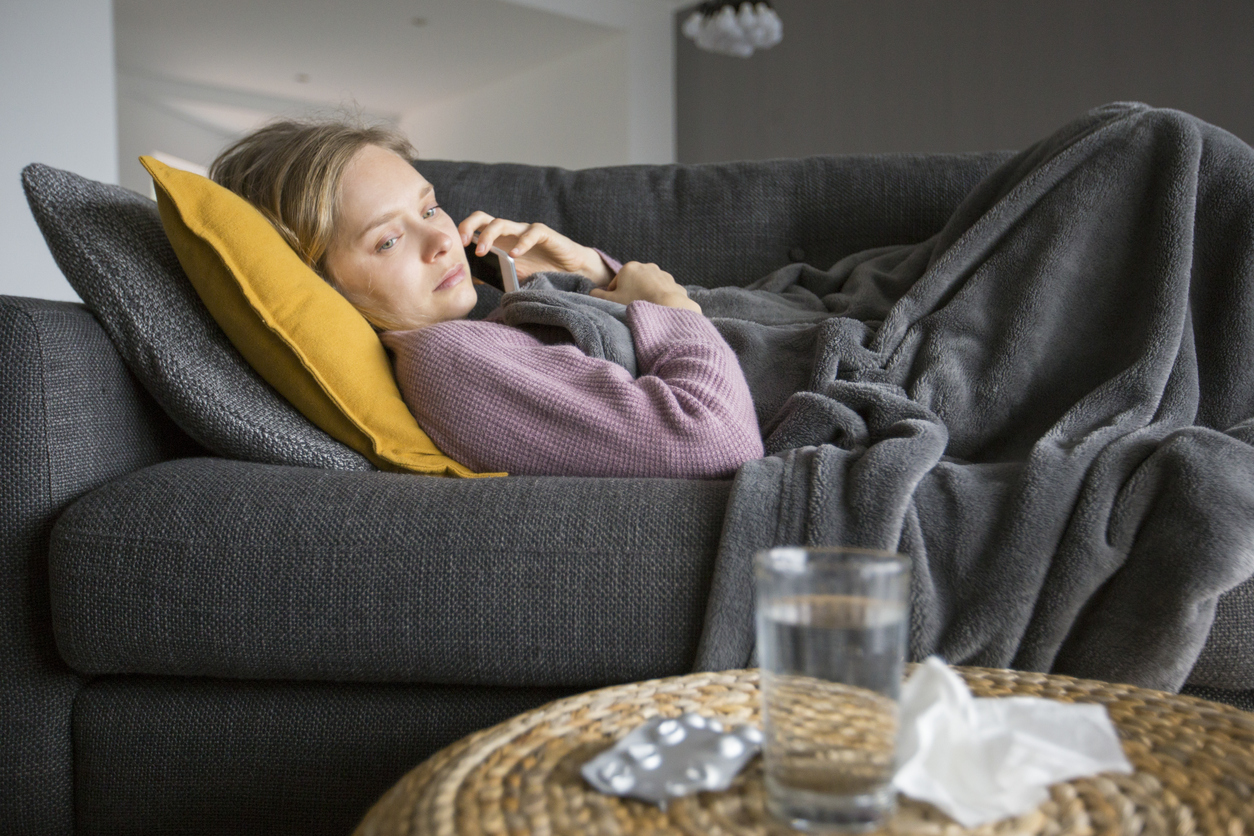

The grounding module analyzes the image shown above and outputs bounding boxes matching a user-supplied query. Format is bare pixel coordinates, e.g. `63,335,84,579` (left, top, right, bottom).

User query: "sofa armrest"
0,295,201,834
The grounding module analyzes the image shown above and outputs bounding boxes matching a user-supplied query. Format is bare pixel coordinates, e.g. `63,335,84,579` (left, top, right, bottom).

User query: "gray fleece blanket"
499,103,1254,692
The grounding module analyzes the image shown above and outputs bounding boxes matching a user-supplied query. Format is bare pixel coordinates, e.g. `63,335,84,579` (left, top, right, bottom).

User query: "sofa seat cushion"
49,458,730,688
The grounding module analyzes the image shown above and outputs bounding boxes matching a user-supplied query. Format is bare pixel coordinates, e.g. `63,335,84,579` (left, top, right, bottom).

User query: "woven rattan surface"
354,668,1254,836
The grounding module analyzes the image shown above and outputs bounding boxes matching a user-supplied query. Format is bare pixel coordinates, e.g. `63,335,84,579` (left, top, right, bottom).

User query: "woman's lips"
434,263,466,292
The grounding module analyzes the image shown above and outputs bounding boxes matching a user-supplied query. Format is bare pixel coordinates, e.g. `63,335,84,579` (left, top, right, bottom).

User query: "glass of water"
755,547,910,832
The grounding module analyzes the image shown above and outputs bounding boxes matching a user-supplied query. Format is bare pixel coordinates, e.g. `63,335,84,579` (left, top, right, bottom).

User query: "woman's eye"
379,237,398,251
422,205,440,220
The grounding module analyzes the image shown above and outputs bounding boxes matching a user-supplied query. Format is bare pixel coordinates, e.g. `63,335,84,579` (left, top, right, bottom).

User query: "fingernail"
510,247,521,256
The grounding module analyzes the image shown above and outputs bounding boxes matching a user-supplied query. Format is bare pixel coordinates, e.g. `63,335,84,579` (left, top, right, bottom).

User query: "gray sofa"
4,148,1252,836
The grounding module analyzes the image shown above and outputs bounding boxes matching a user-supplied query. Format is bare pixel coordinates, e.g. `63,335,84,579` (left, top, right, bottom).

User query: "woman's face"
323,144,477,330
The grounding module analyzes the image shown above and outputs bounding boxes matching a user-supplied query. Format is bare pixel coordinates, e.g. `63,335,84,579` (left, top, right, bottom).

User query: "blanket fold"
495,273,638,375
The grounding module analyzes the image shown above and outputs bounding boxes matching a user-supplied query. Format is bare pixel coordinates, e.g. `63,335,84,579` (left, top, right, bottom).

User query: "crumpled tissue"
893,657,1134,827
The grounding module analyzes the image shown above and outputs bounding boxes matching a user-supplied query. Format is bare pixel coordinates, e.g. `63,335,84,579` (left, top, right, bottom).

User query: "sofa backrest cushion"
21,162,374,471
415,151,1016,289
139,157,490,478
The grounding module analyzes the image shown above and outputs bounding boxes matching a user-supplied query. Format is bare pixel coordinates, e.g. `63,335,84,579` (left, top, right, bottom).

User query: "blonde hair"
210,119,416,280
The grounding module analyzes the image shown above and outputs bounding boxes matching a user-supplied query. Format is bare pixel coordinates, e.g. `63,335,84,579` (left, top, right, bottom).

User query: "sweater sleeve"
382,303,764,478
592,248,623,276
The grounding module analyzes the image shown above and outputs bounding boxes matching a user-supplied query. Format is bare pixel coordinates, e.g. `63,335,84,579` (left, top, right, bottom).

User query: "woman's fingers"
589,274,619,299
457,212,530,254
458,215,607,283
457,211,496,246
475,218,529,255
588,262,697,311
509,223,551,257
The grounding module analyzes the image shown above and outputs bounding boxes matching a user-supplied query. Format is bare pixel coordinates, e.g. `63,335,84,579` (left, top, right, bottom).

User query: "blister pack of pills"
581,713,764,809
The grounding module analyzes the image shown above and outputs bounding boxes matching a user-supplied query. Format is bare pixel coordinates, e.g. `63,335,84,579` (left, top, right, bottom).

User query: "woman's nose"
421,228,452,262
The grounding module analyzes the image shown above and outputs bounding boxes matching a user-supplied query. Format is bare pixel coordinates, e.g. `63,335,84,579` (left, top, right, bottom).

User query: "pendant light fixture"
681,1,783,58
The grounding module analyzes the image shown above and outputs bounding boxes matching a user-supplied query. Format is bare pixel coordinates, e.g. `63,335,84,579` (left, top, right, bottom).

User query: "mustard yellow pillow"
141,156,501,478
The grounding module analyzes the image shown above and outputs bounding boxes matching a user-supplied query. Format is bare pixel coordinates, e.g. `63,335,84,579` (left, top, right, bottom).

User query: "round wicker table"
354,668,1254,836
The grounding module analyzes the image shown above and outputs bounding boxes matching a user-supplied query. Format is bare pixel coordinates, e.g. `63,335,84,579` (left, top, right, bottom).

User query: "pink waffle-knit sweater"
380,301,764,478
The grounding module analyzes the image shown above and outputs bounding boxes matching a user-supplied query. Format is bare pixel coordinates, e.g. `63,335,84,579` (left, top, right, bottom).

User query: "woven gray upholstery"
417,151,1014,289
74,676,572,836
1178,683,1254,713
1186,577,1254,690
50,457,731,687
0,296,197,835
21,163,373,471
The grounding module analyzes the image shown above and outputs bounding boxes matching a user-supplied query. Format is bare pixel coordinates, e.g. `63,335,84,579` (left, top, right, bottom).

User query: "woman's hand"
589,262,701,314
458,212,613,287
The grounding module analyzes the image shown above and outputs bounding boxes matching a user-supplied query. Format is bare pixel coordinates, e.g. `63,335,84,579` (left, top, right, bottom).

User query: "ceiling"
115,0,622,120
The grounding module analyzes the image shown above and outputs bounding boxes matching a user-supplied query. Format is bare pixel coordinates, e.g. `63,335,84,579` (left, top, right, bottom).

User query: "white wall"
116,80,235,197
116,33,635,201
1,0,118,302
116,70,405,198
402,35,630,169
677,0,1254,162
499,0,680,164
617,1,677,165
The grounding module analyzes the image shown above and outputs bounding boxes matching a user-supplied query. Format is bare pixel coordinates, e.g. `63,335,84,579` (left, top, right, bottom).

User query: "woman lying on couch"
210,121,764,479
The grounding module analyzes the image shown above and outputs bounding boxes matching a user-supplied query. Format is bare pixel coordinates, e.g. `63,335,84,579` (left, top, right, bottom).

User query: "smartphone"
471,231,519,292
